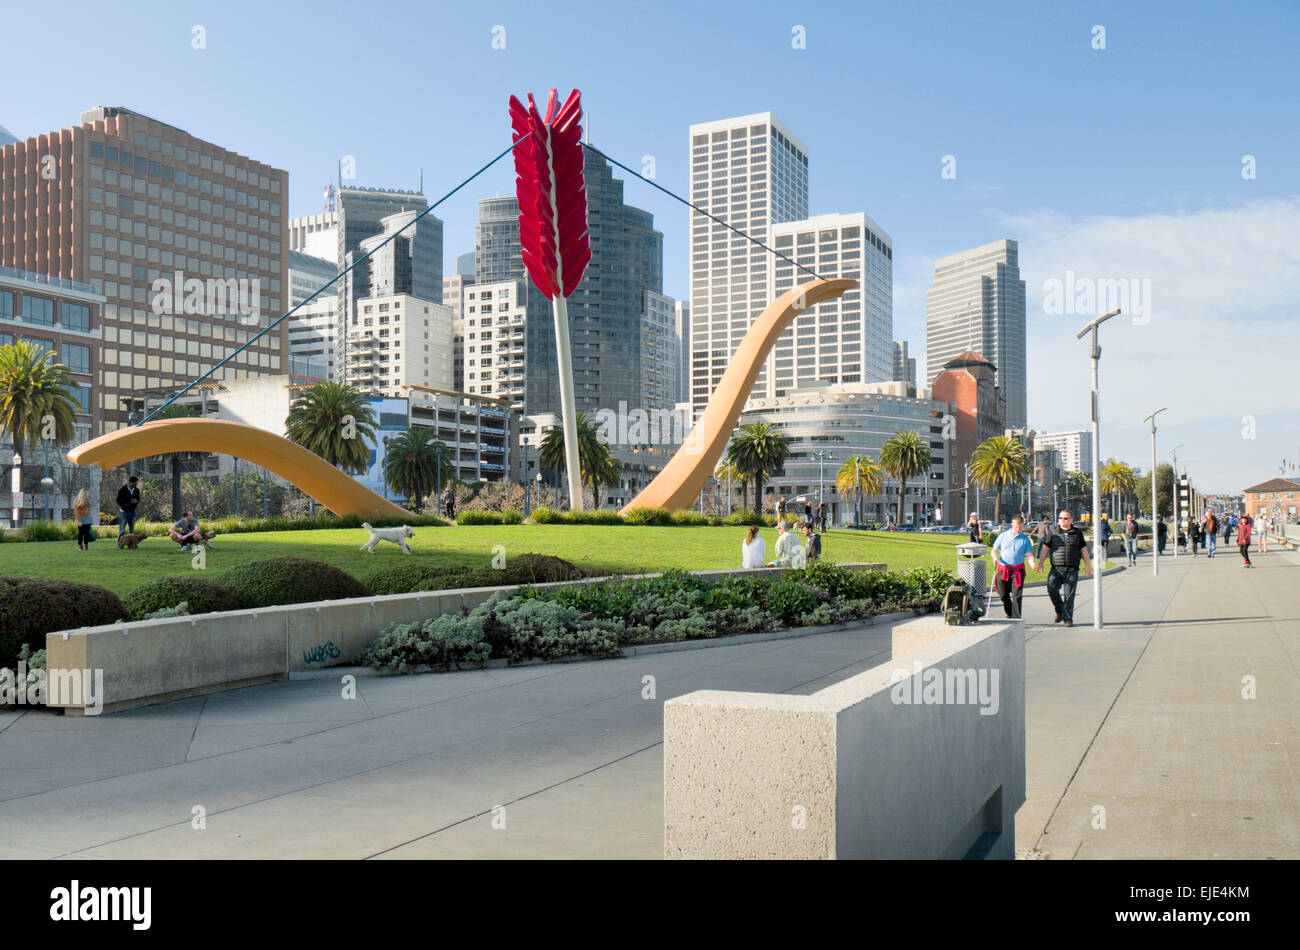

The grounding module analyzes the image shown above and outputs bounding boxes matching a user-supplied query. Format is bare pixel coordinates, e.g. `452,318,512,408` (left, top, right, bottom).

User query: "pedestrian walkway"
1,543,1296,858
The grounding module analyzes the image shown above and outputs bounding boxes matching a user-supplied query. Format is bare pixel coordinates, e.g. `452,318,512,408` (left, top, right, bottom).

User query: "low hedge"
359,563,956,673
528,507,625,525
0,576,129,669
456,509,505,525
625,506,672,526
215,556,371,609
360,553,585,596
123,575,242,620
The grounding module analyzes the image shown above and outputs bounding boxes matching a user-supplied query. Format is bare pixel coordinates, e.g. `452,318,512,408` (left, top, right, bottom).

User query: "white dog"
361,522,415,554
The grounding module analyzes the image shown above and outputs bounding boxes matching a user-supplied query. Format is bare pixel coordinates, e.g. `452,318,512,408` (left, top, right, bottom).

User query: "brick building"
1243,478,1300,523
930,350,1005,520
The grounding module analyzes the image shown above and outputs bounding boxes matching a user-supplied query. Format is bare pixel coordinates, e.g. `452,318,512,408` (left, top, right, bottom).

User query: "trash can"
956,542,987,591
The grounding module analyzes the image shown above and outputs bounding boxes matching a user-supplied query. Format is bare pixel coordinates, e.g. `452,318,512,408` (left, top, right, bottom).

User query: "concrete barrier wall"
45,562,888,715
663,617,1025,859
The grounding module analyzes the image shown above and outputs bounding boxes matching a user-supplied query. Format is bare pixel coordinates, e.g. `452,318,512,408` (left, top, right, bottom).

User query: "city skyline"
2,0,1296,490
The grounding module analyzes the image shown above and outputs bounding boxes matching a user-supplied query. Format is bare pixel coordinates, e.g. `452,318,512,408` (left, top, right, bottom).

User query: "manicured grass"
0,525,976,598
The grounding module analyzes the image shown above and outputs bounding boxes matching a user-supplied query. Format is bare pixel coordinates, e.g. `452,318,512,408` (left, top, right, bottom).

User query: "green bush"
215,556,371,609
0,576,129,669
140,601,191,620
721,509,776,527
124,575,242,619
625,506,672,526
19,521,63,542
563,509,624,525
361,553,585,596
669,509,709,526
529,506,564,524
457,509,504,525
500,508,523,525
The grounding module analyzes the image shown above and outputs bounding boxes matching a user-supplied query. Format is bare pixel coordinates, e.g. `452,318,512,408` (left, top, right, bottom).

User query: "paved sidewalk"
2,543,1296,858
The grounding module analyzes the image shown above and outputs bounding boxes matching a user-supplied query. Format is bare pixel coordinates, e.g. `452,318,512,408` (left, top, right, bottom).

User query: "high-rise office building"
925,238,1026,429
688,112,809,418
1037,429,1093,475
443,270,475,393
0,124,19,147
345,293,454,400
892,340,916,389
471,147,672,416
674,300,690,405
767,212,892,395
0,105,289,432
287,251,339,381
288,212,338,261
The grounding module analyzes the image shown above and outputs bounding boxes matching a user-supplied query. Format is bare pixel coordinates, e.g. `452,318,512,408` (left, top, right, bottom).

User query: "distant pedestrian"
1156,516,1168,554
967,512,982,544
441,486,455,520
804,501,813,523
1259,515,1269,553
73,489,94,551
1037,510,1093,628
1187,516,1200,556
1237,516,1253,567
115,475,141,537
1202,511,1218,558
1222,516,1233,547
776,496,787,522
1122,513,1139,566
992,515,1038,618
816,501,828,533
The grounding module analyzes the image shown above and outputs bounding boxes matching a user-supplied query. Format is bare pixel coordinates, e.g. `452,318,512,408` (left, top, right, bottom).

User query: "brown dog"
117,533,149,550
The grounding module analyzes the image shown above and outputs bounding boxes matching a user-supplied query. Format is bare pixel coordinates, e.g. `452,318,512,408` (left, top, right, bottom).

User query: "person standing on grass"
1037,510,1093,628
115,475,140,538
741,524,766,569
992,515,1038,619
1237,515,1253,567
967,512,982,544
73,489,94,551
817,501,828,534
1123,513,1140,567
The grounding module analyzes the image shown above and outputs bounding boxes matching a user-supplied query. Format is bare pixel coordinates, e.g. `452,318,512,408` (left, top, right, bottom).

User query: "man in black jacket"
115,476,141,538
1037,510,1093,627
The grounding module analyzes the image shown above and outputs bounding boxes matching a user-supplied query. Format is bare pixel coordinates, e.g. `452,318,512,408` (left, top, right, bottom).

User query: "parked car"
896,523,918,532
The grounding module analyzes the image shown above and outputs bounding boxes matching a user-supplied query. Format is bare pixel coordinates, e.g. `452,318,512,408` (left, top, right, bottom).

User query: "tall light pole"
1077,307,1122,630
1170,443,1183,559
10,453,22,528
1143,408,1167,576
813,451,834,510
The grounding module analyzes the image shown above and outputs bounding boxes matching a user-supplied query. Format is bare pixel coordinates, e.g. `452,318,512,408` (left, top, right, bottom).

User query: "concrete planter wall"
663,616,1025,859
44,562,886,715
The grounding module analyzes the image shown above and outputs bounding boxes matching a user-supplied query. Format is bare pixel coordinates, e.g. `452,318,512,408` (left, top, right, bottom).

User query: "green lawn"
0,525,981,598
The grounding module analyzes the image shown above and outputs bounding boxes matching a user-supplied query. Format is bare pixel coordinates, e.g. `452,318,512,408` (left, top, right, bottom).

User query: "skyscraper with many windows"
924,238,1027,429
688,112,809,418
767,212,892,395
0,105,288,432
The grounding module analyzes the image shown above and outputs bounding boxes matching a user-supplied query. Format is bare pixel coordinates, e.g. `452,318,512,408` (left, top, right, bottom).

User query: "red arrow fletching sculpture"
509,88,591,509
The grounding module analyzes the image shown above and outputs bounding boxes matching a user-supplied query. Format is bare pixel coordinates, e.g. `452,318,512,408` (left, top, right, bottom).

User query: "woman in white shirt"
741,524,766,568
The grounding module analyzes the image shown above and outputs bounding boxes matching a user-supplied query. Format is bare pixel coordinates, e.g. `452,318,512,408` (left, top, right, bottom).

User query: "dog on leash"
361,522,414,554
118,533,149,550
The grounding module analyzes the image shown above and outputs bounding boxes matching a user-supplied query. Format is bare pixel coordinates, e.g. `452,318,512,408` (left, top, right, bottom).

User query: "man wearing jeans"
115,475,140,537
1037,510,1093,628
1122,513,1140,567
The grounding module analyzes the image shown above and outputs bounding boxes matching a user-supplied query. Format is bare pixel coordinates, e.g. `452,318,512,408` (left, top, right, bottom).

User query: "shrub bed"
359,563,955,673
123,575,242,619
215,556,371,609
0,576,129,669
456,509,505,525
360,553,585,596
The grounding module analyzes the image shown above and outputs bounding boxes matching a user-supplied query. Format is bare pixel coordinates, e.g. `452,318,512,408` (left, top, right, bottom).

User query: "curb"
287,608,925,680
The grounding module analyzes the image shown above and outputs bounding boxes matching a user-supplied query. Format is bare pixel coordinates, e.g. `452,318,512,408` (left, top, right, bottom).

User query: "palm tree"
880,429,933,527
727,422,790,515
539,411,617,507
836,454,883,525
0,342,79,521
968,435,1030,525
1100,459,1139,518
1059,469,1092,516
0,340,78,462
383,428,452,512
284,382,377,474
154,402,204,519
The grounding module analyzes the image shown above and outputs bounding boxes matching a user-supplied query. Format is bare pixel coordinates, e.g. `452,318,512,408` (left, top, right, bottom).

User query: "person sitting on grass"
741,524,766,569
802,520,822,563
769,519,803,568
169,511,203,551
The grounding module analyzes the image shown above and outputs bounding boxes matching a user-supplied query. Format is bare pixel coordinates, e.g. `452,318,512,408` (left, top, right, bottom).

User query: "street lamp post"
11,453,22,528
434,442,443,516
535,472,543,513
1144,408,1167,576
1077,307,1122,630
813,451,834,518
522,442,531,519
1170,444,1183,559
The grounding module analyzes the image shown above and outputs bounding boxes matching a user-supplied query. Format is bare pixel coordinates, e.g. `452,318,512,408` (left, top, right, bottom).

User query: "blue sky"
4,0,1298,492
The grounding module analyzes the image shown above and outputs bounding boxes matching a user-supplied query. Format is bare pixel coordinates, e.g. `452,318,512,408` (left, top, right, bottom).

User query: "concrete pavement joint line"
0,710,32,736
1031,563,1178,854
361,740,665,859
183,694,210,763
